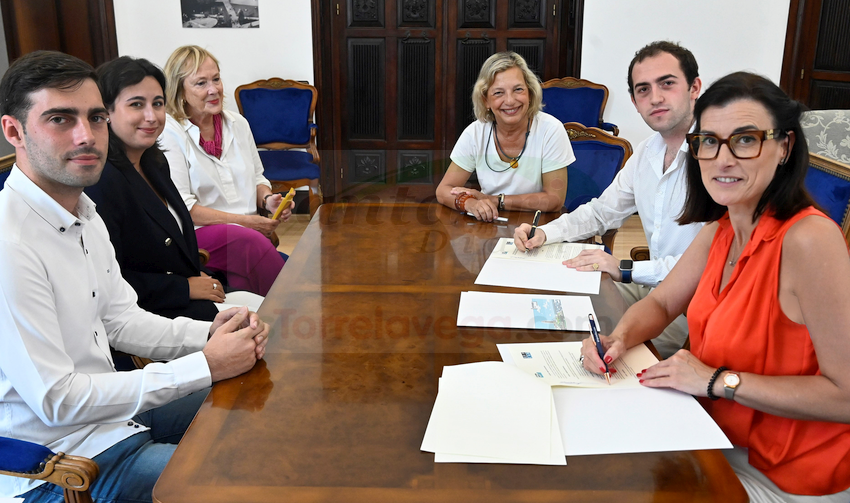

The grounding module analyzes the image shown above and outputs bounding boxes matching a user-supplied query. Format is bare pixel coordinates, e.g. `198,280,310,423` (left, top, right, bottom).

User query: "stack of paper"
499,342,733,456
421,362,566,465
474,238,603,294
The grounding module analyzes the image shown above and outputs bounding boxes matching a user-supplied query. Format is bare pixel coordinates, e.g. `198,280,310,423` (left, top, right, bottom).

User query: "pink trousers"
195,224,284,296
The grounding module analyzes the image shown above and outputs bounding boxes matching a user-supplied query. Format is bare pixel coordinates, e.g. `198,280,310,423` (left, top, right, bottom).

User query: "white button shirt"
0,167,212,498
537,131,703,287
160,110,271,228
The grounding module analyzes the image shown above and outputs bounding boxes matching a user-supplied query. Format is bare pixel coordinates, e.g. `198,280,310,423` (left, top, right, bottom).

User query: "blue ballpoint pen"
588,314,611,385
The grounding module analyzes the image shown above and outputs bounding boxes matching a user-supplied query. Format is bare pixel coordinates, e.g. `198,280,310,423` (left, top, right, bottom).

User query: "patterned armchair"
801,110,850,164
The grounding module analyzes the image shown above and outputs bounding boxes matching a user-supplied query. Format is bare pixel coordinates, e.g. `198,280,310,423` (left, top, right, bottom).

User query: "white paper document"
215,290,264,312
489,238,603,262
421,362,566,465
499,341,659,388
475,239,602,295
499,343,732,456
553,386,732,455
457,292,597,332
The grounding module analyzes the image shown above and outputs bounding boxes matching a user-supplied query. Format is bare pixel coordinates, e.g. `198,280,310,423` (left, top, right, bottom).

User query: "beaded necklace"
485,118,531,172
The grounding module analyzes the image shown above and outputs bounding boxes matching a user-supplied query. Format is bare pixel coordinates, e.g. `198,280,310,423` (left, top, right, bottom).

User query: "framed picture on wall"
181,0,259,28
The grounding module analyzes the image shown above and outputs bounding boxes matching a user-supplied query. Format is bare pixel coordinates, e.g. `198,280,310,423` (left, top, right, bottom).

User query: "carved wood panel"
398,37,435,140
351,151,386,183
398,0,434,27
348,0,384,27
458,0,495,29
508,39,546,79
810,81,850,109
347,39,386,139
813,0,850,72
455,38,496,133
397,151,433,184
510,0,545,28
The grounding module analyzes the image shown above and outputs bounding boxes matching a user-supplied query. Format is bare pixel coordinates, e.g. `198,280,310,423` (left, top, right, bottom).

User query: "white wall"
581,0,790,146
113,0,314,114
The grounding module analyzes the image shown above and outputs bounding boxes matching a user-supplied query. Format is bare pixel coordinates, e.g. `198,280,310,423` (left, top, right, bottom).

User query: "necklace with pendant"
486,118,531,172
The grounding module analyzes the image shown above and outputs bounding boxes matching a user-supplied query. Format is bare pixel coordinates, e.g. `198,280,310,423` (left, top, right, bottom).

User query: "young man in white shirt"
0,50,269,503
514,41,704,359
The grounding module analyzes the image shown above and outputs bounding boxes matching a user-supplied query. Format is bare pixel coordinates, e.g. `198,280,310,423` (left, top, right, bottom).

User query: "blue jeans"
20,389,209,503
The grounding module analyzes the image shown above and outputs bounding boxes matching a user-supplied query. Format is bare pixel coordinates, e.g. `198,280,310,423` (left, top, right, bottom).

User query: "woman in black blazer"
86,56,224,321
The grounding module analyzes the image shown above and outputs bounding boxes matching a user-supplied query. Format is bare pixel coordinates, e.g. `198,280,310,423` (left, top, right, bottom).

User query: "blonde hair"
471,52,542,123
163,45,222,122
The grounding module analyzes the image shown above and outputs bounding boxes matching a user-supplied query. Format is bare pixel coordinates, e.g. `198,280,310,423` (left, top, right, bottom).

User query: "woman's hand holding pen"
580,334,624,376
451,187,500,222
637,350,719,397
513,223,546,251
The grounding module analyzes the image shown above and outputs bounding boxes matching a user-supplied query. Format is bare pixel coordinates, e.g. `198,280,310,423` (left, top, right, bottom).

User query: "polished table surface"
154,203,746,503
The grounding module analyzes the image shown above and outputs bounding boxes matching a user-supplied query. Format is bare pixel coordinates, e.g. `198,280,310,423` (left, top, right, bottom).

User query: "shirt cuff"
631,260,659,287
168,351,212,397
537,222,564,244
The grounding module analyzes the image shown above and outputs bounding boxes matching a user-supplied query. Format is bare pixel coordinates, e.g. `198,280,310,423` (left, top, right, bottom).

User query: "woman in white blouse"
161,45,290,296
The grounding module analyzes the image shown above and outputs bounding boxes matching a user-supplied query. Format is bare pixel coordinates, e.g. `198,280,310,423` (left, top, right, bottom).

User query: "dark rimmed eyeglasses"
686,129,786,160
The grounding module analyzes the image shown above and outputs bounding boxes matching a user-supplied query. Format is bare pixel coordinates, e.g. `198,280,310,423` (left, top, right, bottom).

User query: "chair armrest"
630,246,650,261
199,248,210,266
600,122,619,136
308,123,320,164
0,438,99,503
599,228,618,253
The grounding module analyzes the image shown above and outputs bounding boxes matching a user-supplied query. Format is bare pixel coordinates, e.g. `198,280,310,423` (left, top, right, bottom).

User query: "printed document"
475,238,602,295
499,341,658,388
457,291,597,331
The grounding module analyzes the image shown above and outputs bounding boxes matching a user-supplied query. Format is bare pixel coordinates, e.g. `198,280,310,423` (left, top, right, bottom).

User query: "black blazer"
86,147,219,321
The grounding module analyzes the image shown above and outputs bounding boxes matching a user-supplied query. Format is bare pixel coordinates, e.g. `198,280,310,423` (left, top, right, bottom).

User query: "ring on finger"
579,355,585,364
213,283,218,290
592,263,599,271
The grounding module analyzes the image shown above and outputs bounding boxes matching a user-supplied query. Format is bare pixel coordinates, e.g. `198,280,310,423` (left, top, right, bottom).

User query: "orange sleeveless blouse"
689,207,850,495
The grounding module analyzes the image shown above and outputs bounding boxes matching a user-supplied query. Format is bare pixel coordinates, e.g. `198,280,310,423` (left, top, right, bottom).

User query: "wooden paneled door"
0,0,118,67
781,0,850,109
313,0,582,202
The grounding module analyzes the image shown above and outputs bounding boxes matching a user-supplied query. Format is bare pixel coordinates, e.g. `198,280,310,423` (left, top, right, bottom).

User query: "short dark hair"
0,50,98,126
96,56,166,110
678,71,815,225
627,41,699,96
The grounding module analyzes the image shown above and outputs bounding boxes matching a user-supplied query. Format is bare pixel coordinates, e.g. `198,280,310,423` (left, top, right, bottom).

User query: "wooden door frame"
0,0,118,66
312,0,584,202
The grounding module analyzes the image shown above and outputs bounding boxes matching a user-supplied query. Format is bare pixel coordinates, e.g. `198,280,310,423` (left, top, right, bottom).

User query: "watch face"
724,373,740,387
619,259,633,270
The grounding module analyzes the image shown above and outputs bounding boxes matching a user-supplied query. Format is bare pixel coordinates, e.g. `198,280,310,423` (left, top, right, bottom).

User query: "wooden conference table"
153,203,746,503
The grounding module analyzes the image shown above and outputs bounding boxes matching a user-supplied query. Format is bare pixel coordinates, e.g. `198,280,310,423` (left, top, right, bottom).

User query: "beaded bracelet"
706,366,727,401
454,193,475,212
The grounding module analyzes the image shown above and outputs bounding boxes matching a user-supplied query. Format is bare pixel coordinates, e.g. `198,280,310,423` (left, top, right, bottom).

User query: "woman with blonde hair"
436,51,572,221
160,45,290,296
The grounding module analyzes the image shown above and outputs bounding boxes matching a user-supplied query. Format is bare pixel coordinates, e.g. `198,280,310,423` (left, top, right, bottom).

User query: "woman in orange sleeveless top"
579,72,850,502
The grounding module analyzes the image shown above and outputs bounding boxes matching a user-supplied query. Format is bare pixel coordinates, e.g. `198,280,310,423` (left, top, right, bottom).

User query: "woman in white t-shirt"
436,52,574,221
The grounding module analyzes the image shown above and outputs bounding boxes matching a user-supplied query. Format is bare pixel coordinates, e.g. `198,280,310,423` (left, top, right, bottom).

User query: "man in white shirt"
0,51,269,503
514,41,704,358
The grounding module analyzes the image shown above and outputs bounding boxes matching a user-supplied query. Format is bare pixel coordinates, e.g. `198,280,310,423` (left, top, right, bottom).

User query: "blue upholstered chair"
562,122,633,251
542,77,619,136
0,436,99,502
0,156,13,190
234,78,321,215
805,153,850,246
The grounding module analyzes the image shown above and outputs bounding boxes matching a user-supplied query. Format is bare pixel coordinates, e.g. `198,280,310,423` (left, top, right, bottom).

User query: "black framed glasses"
687,129,785,160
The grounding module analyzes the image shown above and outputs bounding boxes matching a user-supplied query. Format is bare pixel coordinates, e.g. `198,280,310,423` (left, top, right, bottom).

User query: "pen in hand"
525,210,542,254
588,314,611,385
466,211,508,223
